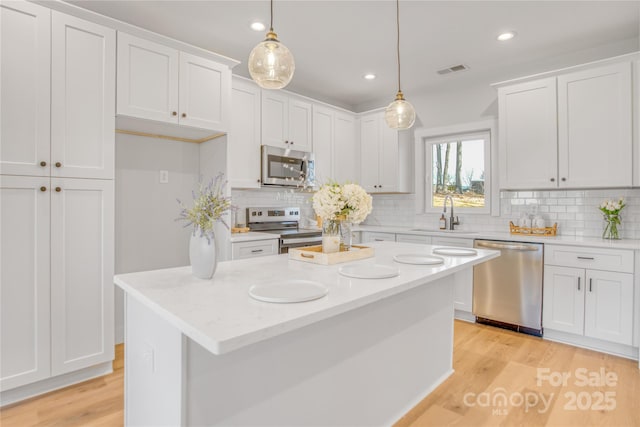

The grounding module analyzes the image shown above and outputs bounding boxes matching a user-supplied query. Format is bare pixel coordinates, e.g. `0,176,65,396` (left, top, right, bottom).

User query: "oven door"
261,145,315,187
279,235,323,254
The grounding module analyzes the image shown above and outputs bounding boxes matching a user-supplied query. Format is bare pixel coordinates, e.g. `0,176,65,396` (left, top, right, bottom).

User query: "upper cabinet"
312,104,358,185
0,3,115,180
498,61,633,190
228,77,262,189
117,32,231,133
262,91,312,151
359,111,412,193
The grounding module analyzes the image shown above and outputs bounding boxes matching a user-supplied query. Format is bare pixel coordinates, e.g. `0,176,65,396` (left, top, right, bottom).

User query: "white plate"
432,247,478,257
338,264,399,279
249,280,328,303
393,254,445,265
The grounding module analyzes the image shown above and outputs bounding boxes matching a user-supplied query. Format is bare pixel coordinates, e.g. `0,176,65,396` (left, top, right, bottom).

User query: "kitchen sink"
409,228,478,234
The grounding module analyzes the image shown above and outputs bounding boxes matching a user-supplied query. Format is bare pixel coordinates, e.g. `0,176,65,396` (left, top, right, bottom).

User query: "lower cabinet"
543,245,635,348
231,239,278,260
433,237,474,317
396,234,431,244
360,231,396,243
0,176,114,391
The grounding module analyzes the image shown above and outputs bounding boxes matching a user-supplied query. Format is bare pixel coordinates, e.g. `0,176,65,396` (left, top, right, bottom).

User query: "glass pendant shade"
248,32,295,89
385,91,416,129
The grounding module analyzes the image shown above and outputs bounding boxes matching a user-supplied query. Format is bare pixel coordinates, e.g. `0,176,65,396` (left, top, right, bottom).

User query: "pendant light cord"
396,0,401,93
270,0,274,32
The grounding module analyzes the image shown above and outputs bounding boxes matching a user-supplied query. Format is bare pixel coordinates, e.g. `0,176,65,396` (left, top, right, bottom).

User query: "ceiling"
64,1,640,111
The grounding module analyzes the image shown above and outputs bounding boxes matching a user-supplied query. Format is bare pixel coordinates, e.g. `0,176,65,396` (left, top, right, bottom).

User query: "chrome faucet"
443,195,460,230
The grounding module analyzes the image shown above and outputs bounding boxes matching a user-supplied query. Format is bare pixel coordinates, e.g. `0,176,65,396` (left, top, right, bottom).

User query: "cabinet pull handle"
561,177,566,182
40,161,47,167
55,162,62,168
589,278,593,292
290,141,294,145
40,186,47,192
577,256,594,260
251,249,263,253
550,177,555,182
374,239,384,241
172,111,177,116
181,113,186,118
55,187,61,192
257,179,261,183
577,277,581,291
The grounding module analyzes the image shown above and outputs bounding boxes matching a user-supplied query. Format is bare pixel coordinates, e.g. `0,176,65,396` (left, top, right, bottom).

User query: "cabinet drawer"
232,240,278,260
545,245,634,273
361,232,396,243
396,234,431,244
432,237,474,248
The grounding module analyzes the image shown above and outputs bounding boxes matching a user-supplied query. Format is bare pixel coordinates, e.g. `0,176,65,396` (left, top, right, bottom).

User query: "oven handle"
281,236,323,245
475,241,540,251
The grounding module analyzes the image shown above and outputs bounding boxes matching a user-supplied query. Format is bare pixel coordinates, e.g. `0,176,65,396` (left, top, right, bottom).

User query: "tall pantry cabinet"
0,1,115,398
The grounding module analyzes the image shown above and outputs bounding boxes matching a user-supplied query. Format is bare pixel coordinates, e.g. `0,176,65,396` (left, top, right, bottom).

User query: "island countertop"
114,241,499,355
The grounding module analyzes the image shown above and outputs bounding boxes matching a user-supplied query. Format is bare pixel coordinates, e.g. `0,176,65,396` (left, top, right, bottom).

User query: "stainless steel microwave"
261,145,315,187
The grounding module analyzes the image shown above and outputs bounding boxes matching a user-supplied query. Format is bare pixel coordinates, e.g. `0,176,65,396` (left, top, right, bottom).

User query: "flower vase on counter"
340,220,353,251
599,197,625,240
322,219,341,253
189,233,218,279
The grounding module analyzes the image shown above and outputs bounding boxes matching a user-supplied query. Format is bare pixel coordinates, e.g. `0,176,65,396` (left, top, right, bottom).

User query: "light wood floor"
2,322,639,426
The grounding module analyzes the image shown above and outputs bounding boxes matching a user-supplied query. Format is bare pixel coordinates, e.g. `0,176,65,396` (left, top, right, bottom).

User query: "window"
427,131,489,212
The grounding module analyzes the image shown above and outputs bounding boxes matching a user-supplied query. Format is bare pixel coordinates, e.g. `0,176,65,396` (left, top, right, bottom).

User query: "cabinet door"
432,237,473,312
498,78,558,189
288,98,312,151
396,234,431,244
179,52,230,132
360,232,395,243
50,178,114,375
558,63,632,188
543,265,584,335
584,270,633,345
51,12,115,180
229,78,261,188
0,176,51,391
312,105,334,184
333,112,358,184
231,239,278,260
359,114,380,192
379,122,399,192
116,32,179,124
0,2,51,177
262,91,288,148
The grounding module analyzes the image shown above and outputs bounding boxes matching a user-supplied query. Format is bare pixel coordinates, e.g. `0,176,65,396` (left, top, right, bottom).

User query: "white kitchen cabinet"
231,239,278,260
543,245,634,347
396,234,431,244
262,91,312,151
312,105,358,185
51,12,115,180
498,61,633,189
228,77,261,188
359,110,410,193
433,237,474,316
0,1,51,177
557,62,632,188
0,176,51,391
50,178,115,375
360,231,396,243
117,32,230,132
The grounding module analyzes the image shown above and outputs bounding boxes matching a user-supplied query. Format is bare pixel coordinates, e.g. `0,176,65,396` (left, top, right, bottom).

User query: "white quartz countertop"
114,241,499,355
355,225,640,250
229,231,279,243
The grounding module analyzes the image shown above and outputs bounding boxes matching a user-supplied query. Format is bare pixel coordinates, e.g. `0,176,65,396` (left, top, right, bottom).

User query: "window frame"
414,119,499,217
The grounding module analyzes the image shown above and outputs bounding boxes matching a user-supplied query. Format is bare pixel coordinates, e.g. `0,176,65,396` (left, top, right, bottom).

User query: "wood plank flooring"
1,322,638,426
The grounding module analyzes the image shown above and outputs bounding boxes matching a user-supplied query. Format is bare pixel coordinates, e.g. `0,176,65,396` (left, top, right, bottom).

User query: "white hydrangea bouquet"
312,182,373,223
312,182,372,253
599,197,625,240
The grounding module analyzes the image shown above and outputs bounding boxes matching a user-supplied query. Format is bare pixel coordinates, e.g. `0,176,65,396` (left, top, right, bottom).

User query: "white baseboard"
543,329,639,361
0,362,113,407
454,310,476,323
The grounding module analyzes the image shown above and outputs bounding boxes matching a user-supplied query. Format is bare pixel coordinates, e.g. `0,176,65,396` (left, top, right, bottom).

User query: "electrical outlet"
159,170,169,184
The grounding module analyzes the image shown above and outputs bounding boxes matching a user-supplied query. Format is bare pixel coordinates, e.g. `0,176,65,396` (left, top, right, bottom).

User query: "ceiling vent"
437,64,470,75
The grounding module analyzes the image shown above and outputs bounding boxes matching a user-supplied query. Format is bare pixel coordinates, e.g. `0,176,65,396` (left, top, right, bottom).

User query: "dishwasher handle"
475,241,540,251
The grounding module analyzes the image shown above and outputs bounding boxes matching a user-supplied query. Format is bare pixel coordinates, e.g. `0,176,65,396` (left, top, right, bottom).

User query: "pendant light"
248,0,295,89
384,0,416,129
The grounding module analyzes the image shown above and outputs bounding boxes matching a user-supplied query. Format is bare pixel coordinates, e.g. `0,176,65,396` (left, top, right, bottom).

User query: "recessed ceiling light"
250,21,266,32
497,31,517,41
363,73,376,80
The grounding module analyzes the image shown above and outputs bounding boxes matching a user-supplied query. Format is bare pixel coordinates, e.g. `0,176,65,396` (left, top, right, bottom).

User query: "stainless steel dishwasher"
473,240,544,336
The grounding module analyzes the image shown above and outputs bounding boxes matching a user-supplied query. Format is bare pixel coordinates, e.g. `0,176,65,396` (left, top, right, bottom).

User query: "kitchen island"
115,241,499,426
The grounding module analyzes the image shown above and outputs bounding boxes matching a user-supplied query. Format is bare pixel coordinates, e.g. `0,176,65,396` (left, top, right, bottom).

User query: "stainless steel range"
247,207,322,254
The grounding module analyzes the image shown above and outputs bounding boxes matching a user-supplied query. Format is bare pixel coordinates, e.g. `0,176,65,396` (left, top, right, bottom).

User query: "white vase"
189,233,217,279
